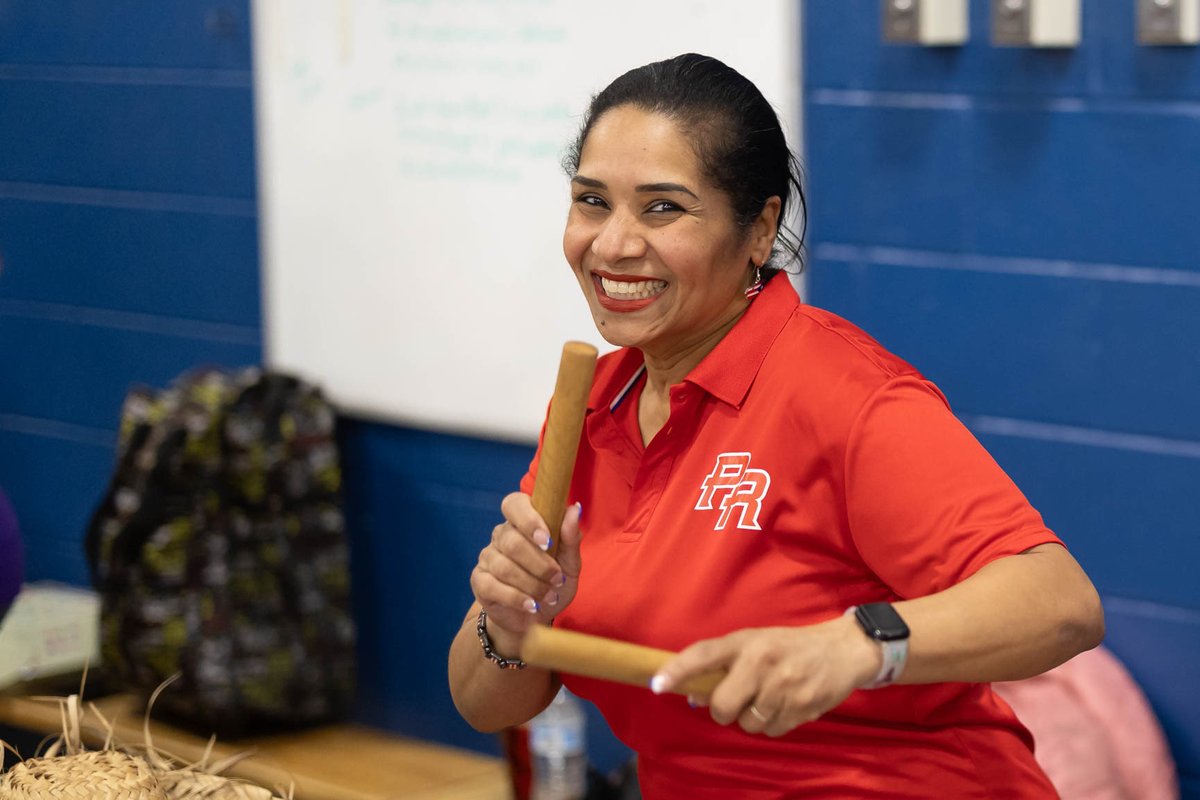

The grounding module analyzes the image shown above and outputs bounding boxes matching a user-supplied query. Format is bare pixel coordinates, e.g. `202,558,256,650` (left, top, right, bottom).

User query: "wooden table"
0,693,511,800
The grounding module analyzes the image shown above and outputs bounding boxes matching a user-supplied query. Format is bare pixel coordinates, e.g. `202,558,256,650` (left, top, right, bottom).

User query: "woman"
448,53,1104,798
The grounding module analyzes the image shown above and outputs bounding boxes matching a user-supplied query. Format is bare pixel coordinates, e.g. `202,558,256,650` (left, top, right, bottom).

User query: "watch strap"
845,605,909,689
867,637,908,688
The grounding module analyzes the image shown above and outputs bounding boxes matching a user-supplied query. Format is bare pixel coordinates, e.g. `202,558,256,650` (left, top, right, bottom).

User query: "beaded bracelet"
476,609,527,670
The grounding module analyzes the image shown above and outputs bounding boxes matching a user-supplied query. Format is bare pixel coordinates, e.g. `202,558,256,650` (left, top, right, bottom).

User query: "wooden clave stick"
525,342,726,695
529,341,598,558
521,625,727,697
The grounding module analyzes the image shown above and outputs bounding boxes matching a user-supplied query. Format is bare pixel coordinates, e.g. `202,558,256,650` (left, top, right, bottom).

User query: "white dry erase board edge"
252,0,802,442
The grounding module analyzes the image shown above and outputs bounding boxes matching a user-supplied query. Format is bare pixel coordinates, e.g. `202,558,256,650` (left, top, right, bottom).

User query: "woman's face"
562,106,774,359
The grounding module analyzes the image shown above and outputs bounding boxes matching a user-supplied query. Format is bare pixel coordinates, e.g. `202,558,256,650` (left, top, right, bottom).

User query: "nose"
591,208,647,264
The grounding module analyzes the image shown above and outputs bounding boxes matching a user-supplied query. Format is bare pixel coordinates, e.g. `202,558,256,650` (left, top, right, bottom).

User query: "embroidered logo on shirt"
695,452,771,530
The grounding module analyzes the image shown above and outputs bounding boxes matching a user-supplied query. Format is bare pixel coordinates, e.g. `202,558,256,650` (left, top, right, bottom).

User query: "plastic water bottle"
529,687,588,800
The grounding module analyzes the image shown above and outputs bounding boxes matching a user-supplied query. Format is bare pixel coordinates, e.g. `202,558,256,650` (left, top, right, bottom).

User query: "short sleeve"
518,408,550,496
844,376,1061,598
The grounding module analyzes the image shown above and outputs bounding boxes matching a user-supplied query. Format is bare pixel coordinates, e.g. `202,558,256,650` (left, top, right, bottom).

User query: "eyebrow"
572,175,699,199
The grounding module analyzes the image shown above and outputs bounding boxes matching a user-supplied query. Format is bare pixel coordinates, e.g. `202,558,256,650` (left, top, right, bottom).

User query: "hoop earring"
744,263,764,299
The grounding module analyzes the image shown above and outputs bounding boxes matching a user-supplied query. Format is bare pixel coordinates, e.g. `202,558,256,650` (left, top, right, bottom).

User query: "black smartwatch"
849,602,910,688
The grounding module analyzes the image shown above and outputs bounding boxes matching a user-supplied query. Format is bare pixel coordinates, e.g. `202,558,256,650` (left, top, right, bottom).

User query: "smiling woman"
562,105,780,445
448,53,1104,800
563,107,774,373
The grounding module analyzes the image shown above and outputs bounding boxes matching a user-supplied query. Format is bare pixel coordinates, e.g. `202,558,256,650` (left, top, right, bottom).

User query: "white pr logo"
695,452,771,530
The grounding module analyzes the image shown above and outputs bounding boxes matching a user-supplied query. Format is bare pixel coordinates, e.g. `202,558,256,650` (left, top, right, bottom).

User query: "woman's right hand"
470,492,584,649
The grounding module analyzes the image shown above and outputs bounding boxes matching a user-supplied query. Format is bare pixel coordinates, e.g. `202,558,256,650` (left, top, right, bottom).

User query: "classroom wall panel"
337,421,532,752
974,431,1200,610
805,0,1095,97
804,103,972,252
1093,3,1200,99
805,4,1200,792
0,314,260,431
807,0,1200,102
0,429,114,586
0,1,251,70
0,81,254,198
1102,599,1200,787
967,106,1200,270
810,255,1200,441
0,199,259,325
808,100,1200,271
0,3,262,616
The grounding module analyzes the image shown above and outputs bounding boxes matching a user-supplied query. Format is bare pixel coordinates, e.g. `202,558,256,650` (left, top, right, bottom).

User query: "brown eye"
574,194,608,209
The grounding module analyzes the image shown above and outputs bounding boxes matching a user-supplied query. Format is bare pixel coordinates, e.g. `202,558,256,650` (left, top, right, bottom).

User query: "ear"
750,196,782,266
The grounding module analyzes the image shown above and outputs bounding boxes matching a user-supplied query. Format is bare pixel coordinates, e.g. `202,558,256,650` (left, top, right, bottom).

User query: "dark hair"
563,53,806,275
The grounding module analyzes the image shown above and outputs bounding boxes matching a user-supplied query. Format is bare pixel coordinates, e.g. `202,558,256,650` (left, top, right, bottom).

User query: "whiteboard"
252,0,801,442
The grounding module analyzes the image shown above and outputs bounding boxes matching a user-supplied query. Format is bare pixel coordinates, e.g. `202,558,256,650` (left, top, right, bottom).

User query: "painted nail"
532,529,552,551
554,572,566,587
523,598,539,614
687,695,699,708
649,674,668,695
544,590,560,607
575,501,583,519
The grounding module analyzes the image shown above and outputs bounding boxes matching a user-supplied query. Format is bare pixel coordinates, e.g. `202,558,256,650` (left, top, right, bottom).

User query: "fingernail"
554,572,566,587
575,502,583,519
533,529,552,551
649,674,668,695
523,598,539,614
544,590,559,607
687,695,698,708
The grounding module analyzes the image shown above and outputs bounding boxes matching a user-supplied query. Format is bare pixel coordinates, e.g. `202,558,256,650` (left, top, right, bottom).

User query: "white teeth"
599,276,667,300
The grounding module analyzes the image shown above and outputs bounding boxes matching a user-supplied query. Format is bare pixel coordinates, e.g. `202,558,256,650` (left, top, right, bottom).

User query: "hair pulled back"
564,53,806,275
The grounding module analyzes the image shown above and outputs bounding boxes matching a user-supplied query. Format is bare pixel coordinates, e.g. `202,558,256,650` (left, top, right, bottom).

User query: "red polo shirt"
521,276,1059,799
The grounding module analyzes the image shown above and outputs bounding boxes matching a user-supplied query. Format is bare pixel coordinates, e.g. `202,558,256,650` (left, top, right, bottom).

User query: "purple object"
0,487,22,613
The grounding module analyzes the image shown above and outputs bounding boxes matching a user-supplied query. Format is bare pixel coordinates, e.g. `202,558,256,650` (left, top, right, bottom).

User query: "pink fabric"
993,646,1179,800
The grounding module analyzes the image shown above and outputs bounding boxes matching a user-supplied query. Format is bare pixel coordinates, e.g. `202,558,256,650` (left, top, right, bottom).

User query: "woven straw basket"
0,686,285,800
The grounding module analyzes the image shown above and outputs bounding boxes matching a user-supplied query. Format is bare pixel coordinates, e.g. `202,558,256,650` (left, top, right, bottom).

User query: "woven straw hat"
157,770,276,800
0,749,167,800
0,753,278,800
0,685,286,800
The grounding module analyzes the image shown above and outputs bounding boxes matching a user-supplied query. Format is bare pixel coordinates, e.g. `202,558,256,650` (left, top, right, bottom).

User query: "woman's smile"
592,273,669,312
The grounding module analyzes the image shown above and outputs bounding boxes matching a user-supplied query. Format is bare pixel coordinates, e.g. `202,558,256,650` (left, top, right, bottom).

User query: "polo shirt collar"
685,273,798,408
586,273,799,412
587,350,645,413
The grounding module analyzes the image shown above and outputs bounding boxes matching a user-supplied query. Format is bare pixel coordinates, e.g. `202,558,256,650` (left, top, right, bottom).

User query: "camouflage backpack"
85,367,356,735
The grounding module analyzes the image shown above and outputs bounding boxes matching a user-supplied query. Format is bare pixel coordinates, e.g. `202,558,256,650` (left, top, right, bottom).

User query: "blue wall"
805,2,1200,796
1,0,1197,793
0,1,260,587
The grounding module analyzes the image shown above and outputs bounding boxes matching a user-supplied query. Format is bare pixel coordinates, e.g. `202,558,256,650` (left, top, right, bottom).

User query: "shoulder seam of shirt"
792,306,908,382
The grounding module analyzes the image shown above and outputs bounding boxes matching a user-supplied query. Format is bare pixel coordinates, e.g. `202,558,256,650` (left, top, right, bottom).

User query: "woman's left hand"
650,614,883,737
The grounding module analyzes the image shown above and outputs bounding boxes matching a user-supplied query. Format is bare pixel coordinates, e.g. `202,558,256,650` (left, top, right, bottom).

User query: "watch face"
855,603,910,641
